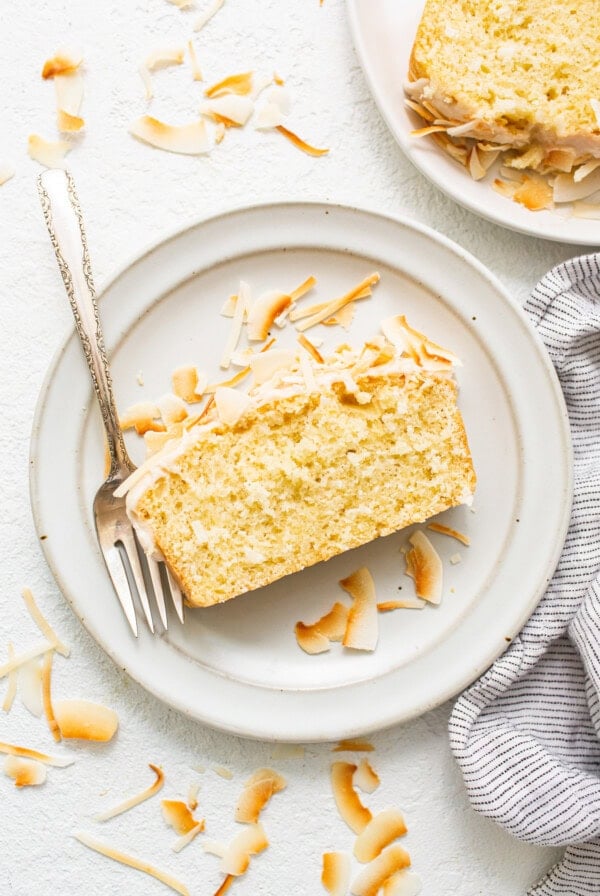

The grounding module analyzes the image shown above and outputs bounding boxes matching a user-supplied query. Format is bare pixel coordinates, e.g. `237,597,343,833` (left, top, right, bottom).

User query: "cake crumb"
449,553,462,565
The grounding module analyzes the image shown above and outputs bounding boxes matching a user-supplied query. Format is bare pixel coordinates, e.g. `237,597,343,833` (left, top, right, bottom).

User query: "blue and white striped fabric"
449,254,600,895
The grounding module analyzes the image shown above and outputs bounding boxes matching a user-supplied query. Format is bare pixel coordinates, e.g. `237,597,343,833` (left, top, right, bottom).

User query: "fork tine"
166,567,185,624
120,530,155,634
98,541,138,636
147,556,168,630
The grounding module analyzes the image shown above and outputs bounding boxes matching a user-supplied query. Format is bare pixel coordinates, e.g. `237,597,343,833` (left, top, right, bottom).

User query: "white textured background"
0,1,584,893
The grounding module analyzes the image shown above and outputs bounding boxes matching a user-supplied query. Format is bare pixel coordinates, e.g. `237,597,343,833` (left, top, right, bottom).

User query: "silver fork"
37,169,184,636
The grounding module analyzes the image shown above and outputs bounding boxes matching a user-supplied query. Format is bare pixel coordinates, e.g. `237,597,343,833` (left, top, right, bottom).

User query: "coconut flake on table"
353,758,380,794
354,809,408,863
4,755,47,787
0,164,15,186
2,643,17,712
28,135,72,168
41,51,82,79
234,767,287,823
187,39,202,81
205,71,253,98
96,763,164,820
219,822,268,876
0,740,74,767
21,587,70,657
275,124,329,157
200,95,254,127
194,0,225,31
54,699,118,742
331,761,372,834
350,845,412,896
322,852,351,896
129,116,212,155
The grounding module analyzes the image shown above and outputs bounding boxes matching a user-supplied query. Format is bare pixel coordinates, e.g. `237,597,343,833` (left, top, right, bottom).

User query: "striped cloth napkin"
449,253,600,896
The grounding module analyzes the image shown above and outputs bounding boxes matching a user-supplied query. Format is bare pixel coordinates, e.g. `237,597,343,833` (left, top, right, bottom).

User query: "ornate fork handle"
37,170,132,479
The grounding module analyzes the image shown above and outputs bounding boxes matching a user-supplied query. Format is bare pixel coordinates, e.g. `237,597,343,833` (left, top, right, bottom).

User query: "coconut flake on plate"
157,393,189,426
234,767,287,823
322,852,351,896
205,366,251,392
294,622,330,655
297,333,325,363
221,280,251,368
294,602,350,653
340,567,379,652
172,366,207,403
331,761,372,834
404,531,443,605
554,167,600,203
354,809,407,863
220,822,268,876
129,116,211,155
426,522,470,545
55,698,118,742
250,348,297,384
295,273,379,333
28,135,72,169
214,387,252,425
353,759,380,794
380,315,460,368
120,401,165,435
73,831,190,896
4,755,47,788
350,845,412,896
247,291,292,341
323,301,356,330
96,763,164,820
194,0,225,32
376,599,427,612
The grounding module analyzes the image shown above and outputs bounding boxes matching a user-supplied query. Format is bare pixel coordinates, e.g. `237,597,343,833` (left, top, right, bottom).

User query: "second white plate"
30,202,571,741
347,0,600,245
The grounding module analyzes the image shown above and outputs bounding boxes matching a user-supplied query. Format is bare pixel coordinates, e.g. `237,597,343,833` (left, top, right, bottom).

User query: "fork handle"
38,169,132,478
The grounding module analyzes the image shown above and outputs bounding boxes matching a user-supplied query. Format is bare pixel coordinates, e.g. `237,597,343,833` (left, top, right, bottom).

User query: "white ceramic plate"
347,0,600,245
30,202,571,741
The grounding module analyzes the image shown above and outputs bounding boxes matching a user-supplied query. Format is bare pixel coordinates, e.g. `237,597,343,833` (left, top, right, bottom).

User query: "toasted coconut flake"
57,110,84,132
0,164,15,186
187,781,200,811
0,640,55,679
380,315,460,367
205,366,251,392
250,348,297,385
172,822,205,853
188,40,202,81
468,146,486,181
212,764,234,779
41,650,61,742
382,870,423,896
168,0,195,7
554,168,600,203
492,178,518,201
275,124,329,157
203,839,227,857
4,755,47,787
377,599,426,611
254,102,285,130
410,124,448,137
290,275,317,302
206,71,253,98
334,740,375,752
513,173,554,211
248,290,292,341
572,201,600,219
331,761,372,834
145,430,177,455
235,768,287,823
74,831,190,896
340,567,378,652
353,759,380,794
220,293,241,318
354,809,407,863
214,121,226,142
220,822,268,876
54,70,83,116
194,0,224,31
96,763,164,820
0,741,73,767
270,743,305,760
55,698,118,742
324,301,356,330
298,333,324,363
157,393,189,426
2,643,17,713
221,280,250,368
214,387,252,426
145,46,185,71
162,799,199,835
172,366,207,403
322,852,351,896
295,622,330,655
213,876,234,896
28,135,71,169
21,587,70,657
42,52,82,79
405,531,443,605
300,353,317,393
296,273,378,332
129,116,211,155
139,65,154,100
290,290,371,323
351,846,412,896
404,98,435,122
574,160,600,183
201,95,254,127
426,522,470,546
120,401,165,435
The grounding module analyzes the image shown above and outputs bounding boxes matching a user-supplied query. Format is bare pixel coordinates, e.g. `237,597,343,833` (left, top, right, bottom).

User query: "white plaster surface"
0,0,582,893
